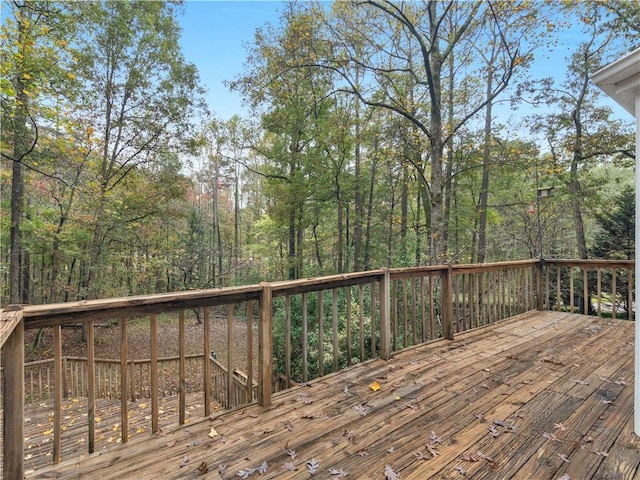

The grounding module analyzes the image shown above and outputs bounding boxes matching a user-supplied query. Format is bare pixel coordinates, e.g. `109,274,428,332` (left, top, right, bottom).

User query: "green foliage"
591,186,634,260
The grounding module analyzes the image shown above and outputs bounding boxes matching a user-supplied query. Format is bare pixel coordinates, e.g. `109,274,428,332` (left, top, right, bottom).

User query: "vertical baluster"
245,301,254,401
318,290,324,377
412,278,417,344
628,270,634,321
285,296,291,387
302,294,308,382
429,276,435,339
597,268,602,316
402,279,408,348
612,269,617,320
392,279,398,351
227,304,234,406
358,285,365,361
203,308,211,416
332,288,339,371
179,310,186,423
421,277,427,340
583,268,589,315
120,318,129,443
346,286,352,366
570,267,575,313
87,321,96,453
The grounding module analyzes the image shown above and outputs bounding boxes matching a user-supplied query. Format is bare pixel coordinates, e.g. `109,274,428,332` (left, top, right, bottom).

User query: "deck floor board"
14,311,639,479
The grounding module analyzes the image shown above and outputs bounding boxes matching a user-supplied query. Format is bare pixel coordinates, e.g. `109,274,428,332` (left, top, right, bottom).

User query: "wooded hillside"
1,0,637,305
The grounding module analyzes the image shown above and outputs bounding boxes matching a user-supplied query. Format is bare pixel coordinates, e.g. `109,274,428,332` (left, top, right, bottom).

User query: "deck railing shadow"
1,258,634,478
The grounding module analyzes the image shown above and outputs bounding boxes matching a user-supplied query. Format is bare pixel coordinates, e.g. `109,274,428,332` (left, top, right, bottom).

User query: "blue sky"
177,1,633,124
179,1,283,119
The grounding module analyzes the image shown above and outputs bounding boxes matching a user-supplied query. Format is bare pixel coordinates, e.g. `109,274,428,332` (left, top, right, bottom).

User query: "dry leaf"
475,451,495,463
257,461,268,474
329,467,349,478
284,420,293,431
353,404,369,416
488,425,501,437
426,444,440,458
412,450,430,460
542,432,562,442
558,475,571,480
283,461,297,471
166,439,176,448
370,381,381,392
237,467,256,479
461,453,480,462
218,464,227,477
356,449,369,456
343,385,350,395
429,431,443,444
570,379,589,385
593,451,609,457
558,453,570,463
208,427,219,438
343,430,357,444
453,466,467,475
287,449,296,460
384,464,400,480
387,446,395,453
180,455,189,468
307,458,320,475
198,461,208,475
553,423,567,431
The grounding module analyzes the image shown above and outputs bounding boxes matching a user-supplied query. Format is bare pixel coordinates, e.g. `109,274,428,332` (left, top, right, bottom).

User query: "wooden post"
258,282,273,407
536,259,544,311
379,268,391,360
54,325,62,463
441,267,454,340
3,309,24,479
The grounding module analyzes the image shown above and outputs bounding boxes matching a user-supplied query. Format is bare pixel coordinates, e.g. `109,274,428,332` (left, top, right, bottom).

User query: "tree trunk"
570,108,588,259
477,68,494,264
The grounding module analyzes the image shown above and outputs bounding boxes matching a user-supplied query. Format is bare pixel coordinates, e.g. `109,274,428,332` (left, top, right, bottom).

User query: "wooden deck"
21,310,640,479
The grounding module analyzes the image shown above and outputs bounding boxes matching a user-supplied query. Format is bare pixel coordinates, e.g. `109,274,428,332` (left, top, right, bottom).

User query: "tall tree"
1,0,78,302
322,0,526,262
75,1,203,298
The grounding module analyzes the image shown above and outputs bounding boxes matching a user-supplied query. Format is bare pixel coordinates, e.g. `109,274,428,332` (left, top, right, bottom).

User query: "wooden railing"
541,259,634,320
1,259,634,478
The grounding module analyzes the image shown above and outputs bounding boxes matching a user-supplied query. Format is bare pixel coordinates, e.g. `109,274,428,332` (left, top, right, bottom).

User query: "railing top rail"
21,284,263,330
543,258,634,269
451,259,540,275
269,270,386,297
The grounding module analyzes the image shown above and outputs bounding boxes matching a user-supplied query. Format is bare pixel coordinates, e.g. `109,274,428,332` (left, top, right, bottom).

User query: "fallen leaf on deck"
136,427,145,434
343,430,357,444
298,393,312,405
218,464,227,477
475,451,495,463
356,449,369,456
488,425,500,437
387,446,395,453
283,461,297,471
412,450,430,460
614,379,629,386
287,449,297,459
166,440,176,448
542,432,562,442
558,475,571,480
570,379,589,385
558,453,570,463
453,466,467,475
353,404,369,416
284,420,293,431
344,385,350,395
329,467,349,477
461,453,480,462
593,450,609,457
237,467,256,479
208,427,219,438
180,455,189,468
553,423,567,431
384,464,400,480
426,444,440,458
369,381,381,392
429,431,443,444
307,458,320,475
257,461,268,474
198,461,208,475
